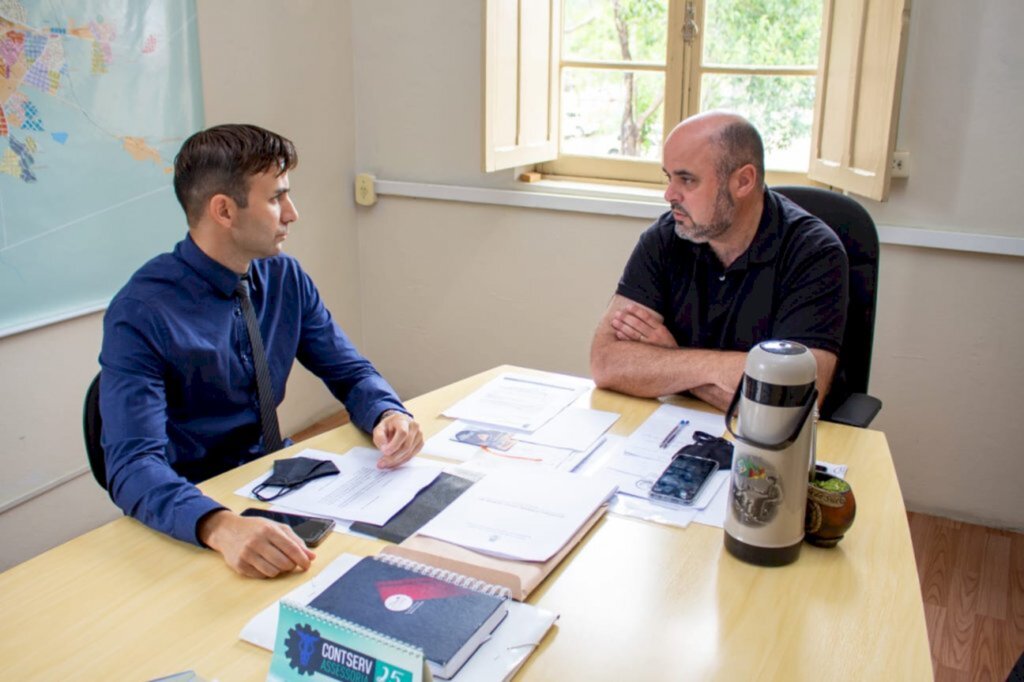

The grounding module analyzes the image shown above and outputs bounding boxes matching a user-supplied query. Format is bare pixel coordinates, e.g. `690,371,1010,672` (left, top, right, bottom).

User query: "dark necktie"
235,274,283,454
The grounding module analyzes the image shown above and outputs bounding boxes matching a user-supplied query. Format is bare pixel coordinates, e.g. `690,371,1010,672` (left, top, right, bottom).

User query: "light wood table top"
0,365,932,680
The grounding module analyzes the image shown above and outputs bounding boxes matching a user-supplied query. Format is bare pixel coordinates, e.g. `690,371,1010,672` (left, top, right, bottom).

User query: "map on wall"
0,0,202,337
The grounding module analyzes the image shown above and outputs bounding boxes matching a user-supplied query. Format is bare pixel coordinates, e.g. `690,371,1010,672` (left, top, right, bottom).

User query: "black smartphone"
649,455,719,505
240,508,335,547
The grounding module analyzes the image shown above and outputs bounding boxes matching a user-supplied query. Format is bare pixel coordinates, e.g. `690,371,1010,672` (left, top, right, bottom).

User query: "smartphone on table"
649,455,719,506
240,508,335,547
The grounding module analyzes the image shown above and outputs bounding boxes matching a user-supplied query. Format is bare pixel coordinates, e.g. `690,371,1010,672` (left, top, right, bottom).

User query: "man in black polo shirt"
590,111,848,410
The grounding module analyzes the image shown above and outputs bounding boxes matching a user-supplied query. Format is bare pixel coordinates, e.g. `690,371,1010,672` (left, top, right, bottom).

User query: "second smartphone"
240,508,335,547
649,454,719,506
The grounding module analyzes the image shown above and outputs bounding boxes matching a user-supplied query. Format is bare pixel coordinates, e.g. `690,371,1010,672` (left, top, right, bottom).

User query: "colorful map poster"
0,0,202,336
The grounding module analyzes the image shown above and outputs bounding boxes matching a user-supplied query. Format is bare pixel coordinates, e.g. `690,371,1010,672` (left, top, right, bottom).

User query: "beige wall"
0,0,359,571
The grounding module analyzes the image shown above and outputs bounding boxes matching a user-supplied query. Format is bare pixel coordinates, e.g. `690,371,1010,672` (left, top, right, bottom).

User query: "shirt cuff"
182,498,228,548
373,407,413,428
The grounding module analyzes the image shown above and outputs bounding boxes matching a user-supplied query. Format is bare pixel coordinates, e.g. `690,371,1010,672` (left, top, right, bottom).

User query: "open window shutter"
484,0,561,172
808,0,911,201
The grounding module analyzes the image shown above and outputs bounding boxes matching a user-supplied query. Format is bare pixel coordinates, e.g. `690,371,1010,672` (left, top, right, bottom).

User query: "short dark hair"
713,120,765,187
173,124,298,226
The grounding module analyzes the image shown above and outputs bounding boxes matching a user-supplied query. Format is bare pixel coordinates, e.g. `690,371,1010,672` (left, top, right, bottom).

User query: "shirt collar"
176,233,244,299
745,188,784,265
705,188,782,273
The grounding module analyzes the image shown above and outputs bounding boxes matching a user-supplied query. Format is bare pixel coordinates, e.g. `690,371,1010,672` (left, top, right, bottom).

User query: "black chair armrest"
826,392,882,428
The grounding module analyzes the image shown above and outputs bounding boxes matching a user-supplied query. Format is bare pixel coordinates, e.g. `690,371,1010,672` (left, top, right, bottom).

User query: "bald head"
666,111,765,188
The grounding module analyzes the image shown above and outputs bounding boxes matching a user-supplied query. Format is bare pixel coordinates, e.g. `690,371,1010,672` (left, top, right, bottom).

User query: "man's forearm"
591,340,745,399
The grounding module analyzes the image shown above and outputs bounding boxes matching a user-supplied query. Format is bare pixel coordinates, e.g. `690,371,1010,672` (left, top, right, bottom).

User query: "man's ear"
207,194,236,229
731,163,759,199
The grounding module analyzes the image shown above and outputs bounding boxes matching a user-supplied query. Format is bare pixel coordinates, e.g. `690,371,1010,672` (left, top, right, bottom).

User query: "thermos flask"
723,340,818,566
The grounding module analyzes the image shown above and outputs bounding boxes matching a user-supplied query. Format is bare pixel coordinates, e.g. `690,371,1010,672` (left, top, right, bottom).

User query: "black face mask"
251,457,340,502
674,431,735,469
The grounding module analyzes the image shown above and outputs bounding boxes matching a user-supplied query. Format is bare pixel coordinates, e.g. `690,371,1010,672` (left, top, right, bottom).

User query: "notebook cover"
307,556,506,678
350,473,475,543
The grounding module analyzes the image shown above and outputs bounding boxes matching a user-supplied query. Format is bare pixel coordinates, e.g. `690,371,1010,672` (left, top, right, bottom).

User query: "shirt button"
718,274,726,282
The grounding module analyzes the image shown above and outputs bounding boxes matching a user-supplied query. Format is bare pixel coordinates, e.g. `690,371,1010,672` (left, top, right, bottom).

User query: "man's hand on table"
198,509,315,579
373,410,424,469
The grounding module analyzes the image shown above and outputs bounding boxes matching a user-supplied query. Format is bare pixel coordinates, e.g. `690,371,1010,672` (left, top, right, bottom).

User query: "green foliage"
561,0,822,163
704,0,822,66
563,0,666,63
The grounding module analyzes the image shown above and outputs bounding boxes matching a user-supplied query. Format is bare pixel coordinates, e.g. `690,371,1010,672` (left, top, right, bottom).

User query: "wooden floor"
290,414,1024,680
908,511,1024,681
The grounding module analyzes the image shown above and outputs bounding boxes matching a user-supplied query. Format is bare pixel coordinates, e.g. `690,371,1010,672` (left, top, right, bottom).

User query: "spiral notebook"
308,555,510,680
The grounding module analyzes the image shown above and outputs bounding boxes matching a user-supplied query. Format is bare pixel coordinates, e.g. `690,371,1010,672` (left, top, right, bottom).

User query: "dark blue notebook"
308,555,509,679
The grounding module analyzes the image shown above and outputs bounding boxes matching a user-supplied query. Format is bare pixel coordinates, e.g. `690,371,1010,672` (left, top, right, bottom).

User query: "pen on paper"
659,419,689,449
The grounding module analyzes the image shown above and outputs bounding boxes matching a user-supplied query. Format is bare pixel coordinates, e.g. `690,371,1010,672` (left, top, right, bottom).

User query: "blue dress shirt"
100,235,406,546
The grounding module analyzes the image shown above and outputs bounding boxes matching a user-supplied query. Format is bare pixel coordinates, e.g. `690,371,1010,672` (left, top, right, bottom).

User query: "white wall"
350,0,1024,530
0,0,360,571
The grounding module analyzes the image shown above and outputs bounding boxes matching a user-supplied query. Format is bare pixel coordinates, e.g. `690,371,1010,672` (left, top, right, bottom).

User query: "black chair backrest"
772,186,880,419
83,372,107,490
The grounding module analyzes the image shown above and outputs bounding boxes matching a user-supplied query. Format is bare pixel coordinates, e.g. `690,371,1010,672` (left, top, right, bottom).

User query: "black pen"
659,419,689,448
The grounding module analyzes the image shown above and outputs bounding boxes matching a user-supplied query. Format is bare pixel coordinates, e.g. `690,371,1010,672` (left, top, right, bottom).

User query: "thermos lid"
745,341,817,382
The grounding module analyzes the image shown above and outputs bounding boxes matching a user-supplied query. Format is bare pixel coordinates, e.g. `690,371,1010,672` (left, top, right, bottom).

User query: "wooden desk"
0,366,932,680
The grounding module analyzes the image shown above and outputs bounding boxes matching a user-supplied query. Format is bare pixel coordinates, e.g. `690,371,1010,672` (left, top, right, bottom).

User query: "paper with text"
235,448,442,525
418,469,616,561
441,372,592,432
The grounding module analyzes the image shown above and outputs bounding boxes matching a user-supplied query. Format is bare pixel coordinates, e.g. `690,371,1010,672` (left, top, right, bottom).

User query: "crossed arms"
589,294,838,412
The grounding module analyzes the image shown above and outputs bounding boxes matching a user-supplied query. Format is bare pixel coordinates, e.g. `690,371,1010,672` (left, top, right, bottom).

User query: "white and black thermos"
723,340,818,566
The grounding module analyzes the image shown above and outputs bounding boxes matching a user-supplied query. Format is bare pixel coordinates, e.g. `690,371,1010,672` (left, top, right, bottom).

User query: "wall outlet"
354,173,377,206
890,151,910,178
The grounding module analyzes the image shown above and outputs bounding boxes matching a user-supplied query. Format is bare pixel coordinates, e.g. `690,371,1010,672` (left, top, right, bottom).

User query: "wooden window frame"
484,0,911,201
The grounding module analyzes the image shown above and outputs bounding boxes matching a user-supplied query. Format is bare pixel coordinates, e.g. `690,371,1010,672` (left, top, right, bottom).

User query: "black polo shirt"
616,188,848,356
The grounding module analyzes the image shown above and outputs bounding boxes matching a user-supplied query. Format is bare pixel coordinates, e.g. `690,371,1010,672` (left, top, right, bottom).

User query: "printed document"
418,469,616,562
441,372,592,432
423,419,575,464
235,448,441,525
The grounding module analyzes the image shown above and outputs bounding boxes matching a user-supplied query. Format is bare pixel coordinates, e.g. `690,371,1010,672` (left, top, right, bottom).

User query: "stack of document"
240,553,558,682
417,468,617,562
426,372,620,476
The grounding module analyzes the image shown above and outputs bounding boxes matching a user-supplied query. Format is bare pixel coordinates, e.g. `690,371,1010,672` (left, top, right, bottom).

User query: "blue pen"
659,419,689,449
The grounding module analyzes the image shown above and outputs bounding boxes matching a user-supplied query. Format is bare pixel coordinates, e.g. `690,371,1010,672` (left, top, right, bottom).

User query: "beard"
672,183,736,243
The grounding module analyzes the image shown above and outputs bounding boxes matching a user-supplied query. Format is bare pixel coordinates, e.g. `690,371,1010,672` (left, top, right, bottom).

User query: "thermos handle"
724,377,819,452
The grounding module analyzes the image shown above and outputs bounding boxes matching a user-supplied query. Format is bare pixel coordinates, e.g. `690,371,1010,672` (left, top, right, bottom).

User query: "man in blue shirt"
100,124,423,578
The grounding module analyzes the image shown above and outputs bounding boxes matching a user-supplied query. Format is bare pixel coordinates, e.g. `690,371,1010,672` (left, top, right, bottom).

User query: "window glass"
561,68,665,160
563,0,668,63
701,73,816,171
703,0,822,67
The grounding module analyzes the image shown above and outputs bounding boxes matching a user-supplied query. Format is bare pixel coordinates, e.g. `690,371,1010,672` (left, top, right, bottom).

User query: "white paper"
418,469,616,562
424,419,575,464
573,434,627,477
441,372,592,432
514,407,619,451
624,403,725,459
239,553,559,682
235,448,442,525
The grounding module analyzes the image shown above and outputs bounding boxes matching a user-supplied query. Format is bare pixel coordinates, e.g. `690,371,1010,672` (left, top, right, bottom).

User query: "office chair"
83,372,107,490
773,185,883,428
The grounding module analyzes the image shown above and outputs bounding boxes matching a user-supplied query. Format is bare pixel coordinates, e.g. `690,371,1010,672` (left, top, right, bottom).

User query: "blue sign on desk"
267,601,427,682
